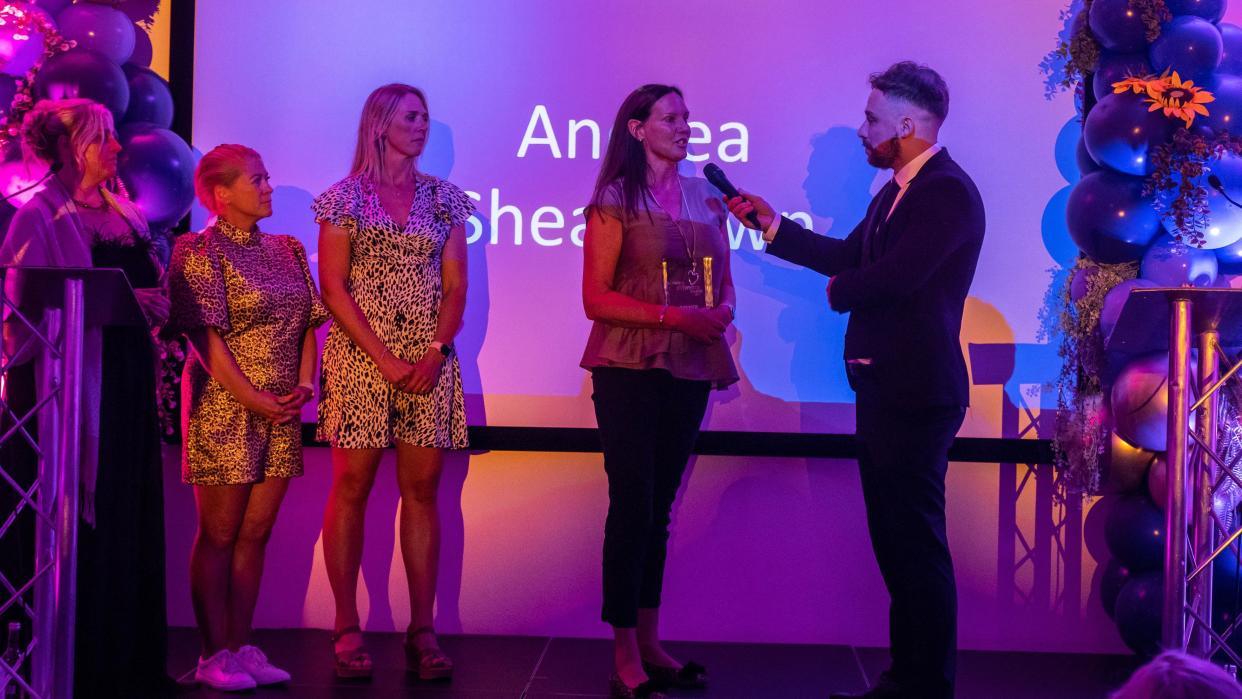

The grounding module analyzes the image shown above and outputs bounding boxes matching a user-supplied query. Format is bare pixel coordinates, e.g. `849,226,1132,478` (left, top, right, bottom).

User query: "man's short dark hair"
869,61,949,122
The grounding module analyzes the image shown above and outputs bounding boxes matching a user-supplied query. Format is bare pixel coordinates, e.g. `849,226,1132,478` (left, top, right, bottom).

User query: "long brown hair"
587,84,683,222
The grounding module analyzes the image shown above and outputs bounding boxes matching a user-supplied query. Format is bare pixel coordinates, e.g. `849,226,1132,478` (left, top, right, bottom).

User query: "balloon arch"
0,0,193,439
1045,0,1242,657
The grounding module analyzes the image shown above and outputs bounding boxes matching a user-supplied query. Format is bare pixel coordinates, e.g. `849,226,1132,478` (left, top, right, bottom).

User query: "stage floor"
167,627,1141,698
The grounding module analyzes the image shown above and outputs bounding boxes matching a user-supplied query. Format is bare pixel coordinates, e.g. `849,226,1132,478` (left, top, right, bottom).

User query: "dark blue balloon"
121,64,172,128
1222,23,1242,75
1104,493,1166,571
1084,92,1177,176
1094,51,1153,101
1114,572,1164,656
1091,0,1152,53
1150,16,1224,82
117,123,195,228
1167,0,1227,22
1066,170,1164,263
33,48,130,122
128,25,153,69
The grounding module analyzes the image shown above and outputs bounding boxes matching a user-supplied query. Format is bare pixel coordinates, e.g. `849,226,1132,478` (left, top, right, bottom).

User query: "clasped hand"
379,349,443,395
666,304,732,344
245,385,311,425
134,287,170,328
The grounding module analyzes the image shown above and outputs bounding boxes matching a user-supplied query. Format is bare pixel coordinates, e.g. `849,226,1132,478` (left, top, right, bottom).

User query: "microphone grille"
1209,173,1225,189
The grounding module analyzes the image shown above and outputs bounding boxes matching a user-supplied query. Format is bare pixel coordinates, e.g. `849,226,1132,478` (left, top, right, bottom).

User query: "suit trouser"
855,396,965,699
591,367,710,628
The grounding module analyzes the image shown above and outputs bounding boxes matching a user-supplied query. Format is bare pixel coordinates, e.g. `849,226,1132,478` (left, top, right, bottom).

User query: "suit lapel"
866,149,952,263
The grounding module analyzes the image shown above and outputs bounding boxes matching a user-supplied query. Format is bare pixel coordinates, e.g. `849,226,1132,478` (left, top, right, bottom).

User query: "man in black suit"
727,62,985,699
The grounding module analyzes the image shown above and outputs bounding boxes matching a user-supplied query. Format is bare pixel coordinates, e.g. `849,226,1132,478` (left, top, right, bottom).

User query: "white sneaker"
195,649,257,692
234,644,292,685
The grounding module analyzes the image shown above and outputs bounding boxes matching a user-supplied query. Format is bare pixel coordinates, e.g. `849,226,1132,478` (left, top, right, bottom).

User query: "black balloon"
1066,169,1164,264
1100,558,1136,619
1114,571,1163,656
1104,493,1167,572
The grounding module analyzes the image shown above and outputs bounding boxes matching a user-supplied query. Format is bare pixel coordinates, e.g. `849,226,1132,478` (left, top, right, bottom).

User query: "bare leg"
190,484,252,657
394,441,443,652
637,607,683,668
225,476,291,650
322,447,384,656
613,626,648,688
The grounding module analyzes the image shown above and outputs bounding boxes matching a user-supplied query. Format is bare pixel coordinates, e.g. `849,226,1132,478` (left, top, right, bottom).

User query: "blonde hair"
21,98,114,175
1111,651,1242,699
349,83,428,182
194,144,261,215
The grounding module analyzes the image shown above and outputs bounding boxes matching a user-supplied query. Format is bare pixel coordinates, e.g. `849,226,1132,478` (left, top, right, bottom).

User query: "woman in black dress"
0,98,171,697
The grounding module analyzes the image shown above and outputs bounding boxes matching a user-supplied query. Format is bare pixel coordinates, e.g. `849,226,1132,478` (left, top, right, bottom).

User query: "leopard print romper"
167,220,329,485
313,174,474,449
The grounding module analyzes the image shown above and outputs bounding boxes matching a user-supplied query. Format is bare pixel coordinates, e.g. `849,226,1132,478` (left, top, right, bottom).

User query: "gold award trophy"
662,256,714,309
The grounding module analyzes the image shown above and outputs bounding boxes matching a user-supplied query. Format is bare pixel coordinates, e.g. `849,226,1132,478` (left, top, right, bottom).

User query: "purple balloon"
0,76,17,119
1141,234,1219,285
28,0,69,15
1091,0,1151,53
1101,278,1158,338
121,64,172,128
33,49,130,121
0,4,47,78
1093,52,1153,101
56,3,135,65
1084,92,1177,176
128,25,152,68
117,123,195,228
1076,137,1101,176
1167,0,1227,22
1066,170,1164,263
1113,352,1175,451
1200,153,1242,249
1150,16,1224,82
1222,23,1242,75
102,0,160,25
1114,572,1163,655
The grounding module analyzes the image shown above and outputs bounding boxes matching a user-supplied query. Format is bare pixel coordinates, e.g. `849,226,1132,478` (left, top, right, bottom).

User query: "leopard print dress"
167,219,329,485
312,174,474,449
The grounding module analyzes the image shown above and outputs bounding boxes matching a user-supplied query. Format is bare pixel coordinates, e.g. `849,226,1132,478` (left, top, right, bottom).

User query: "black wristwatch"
430,341,454,358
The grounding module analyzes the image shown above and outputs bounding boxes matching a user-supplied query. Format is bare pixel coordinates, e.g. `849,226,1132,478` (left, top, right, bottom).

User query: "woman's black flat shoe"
609,671,667,698
642,660,708,689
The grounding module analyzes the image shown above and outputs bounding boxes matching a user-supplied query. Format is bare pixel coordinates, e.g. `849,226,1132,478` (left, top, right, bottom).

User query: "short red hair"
194,144,261,215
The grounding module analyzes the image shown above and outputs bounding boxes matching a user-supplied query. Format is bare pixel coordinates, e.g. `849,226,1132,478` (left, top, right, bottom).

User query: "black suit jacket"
767,149,985,407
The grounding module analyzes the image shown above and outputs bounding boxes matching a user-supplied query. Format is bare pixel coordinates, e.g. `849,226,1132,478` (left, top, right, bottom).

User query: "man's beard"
864,135,900,169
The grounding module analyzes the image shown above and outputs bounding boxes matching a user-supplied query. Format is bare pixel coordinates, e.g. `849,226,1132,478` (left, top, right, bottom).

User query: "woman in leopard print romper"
167,145,328,690
315,84,472,681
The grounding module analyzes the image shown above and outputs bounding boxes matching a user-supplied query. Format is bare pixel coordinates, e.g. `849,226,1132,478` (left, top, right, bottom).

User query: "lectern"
0,267,143,699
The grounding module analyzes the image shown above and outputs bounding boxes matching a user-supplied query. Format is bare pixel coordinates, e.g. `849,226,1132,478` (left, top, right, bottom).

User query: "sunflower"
1111,75,1150,95
1143,71,1215,128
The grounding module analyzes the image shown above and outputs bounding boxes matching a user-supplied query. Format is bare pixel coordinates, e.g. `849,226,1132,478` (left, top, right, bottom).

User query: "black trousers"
855,396,965,699
591,367,710,628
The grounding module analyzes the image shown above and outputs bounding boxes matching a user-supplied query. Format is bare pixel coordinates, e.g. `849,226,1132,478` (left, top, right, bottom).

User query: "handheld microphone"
1208,174,1242,210
1,161,60,202
704,162,761,229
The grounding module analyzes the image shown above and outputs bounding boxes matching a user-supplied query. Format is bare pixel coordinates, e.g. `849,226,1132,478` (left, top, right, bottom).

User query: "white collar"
893,144,942,188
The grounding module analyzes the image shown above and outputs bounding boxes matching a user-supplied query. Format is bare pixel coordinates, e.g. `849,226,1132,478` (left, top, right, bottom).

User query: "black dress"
74,237,170,697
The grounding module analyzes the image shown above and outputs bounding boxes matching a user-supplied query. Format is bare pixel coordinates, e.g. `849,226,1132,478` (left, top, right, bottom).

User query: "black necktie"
863,179,900,264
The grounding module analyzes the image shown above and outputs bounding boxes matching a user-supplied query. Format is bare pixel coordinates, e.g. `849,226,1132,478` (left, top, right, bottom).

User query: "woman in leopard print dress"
314,83,472,680
167,145,328,691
